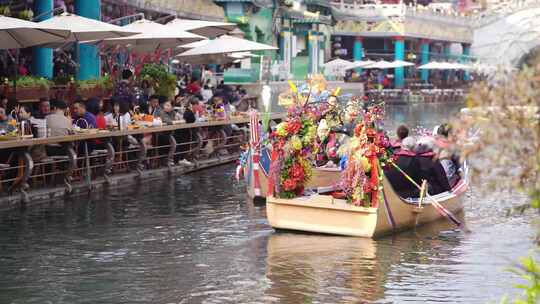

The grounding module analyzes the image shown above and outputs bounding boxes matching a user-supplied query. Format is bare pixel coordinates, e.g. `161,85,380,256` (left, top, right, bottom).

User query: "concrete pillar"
280,28,292,76
462,43,471,81
394,37,405,88
32,0,53,79
420,39,430,83
75,0,101,80
308,31,319,74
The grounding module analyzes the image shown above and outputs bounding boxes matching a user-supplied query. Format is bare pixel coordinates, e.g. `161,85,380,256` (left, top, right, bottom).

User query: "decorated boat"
265,90,468,238
266,174,467,238
239,77,349,199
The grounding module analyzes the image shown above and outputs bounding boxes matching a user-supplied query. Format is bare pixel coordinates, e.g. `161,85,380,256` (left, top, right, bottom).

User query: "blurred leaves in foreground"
453,61,539,303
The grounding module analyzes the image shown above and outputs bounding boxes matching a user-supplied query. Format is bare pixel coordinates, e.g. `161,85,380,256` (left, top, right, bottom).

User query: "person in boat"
385,137,421,198
315,119,340,167
415,136,451,195
391,125,409,151
435,123,461,187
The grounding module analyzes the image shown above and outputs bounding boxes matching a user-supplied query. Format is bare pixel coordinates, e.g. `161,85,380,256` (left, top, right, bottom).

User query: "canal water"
0,104,536,304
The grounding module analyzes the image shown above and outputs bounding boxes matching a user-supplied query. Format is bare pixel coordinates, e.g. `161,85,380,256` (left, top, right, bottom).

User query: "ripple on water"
0,104,537,304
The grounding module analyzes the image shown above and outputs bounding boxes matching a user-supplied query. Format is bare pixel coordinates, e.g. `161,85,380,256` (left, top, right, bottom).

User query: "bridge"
472,0,540,67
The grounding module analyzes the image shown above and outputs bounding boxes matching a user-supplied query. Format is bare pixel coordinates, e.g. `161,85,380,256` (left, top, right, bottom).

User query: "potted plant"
76,75,114,99
11,76,52,100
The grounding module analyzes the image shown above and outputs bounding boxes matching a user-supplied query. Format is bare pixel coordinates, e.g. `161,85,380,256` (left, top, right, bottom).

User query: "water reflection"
265,216,464,304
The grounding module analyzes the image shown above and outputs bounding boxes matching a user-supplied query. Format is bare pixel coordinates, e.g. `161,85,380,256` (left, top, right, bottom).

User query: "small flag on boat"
249,111,261,196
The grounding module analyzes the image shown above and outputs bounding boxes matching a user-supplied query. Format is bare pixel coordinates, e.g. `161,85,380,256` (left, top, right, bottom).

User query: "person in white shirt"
105,101,131,130
201,84,213,103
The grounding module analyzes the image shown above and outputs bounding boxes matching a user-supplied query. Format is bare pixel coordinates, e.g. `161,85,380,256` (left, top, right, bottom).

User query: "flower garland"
270,105,318,198
339,103,392,207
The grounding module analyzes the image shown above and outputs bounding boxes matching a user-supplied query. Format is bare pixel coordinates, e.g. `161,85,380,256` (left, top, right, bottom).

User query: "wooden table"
0,113,286,150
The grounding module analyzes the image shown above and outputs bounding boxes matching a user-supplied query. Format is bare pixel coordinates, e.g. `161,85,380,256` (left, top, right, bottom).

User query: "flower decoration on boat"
339,103,391,207
269,104,318,198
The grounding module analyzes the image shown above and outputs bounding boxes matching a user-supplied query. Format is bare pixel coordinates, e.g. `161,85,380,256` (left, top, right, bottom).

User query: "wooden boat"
266,173,468,238
245,147,341,199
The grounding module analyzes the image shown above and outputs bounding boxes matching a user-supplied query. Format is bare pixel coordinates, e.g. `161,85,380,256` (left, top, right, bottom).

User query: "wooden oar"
389,161,469,232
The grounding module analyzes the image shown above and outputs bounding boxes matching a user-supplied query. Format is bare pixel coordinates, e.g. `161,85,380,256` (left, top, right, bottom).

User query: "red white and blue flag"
249,111,262,196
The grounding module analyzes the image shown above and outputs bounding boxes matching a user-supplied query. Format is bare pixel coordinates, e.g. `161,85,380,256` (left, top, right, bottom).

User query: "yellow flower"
353,152,371,173
276,122,288,137
290,135,302,151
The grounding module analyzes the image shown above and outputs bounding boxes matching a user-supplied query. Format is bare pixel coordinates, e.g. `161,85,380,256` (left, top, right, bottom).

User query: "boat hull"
266,178,465,238
247,167,341,199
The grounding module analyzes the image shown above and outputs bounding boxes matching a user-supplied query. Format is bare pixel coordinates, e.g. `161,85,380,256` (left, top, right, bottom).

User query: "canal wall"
0,153,239,212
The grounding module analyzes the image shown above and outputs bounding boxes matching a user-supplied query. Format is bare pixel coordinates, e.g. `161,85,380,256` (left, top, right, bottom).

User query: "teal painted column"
75,0,101,80
353,36,364,60
394,37,405,88
32,0,53,79
443,42,451,81
353,36,363,73
462,43,471,81
420,39,430,83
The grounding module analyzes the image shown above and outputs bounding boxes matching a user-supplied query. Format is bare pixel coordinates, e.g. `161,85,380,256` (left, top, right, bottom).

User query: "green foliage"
98,74,113,91
501,255,540,304
139,64,176,99
53,75,74,86
16,76,52,90
73,75,114,91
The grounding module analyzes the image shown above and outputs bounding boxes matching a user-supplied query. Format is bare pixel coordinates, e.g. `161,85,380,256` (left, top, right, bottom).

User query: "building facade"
330,1,474,87
18,0,474,84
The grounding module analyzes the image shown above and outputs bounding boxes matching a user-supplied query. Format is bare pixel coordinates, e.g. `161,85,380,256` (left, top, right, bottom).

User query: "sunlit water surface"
0,104,536,304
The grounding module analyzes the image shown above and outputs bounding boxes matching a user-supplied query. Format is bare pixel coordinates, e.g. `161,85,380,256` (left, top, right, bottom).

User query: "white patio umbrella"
177,35,277,57
177,39,210,50
0,15,71,49
0,15,71,99
323,58,350,78
165,18,236,38
38,12,139,47
182,51,259,64
388,60,415,68
418,61,447,70
364,60,394,69
345,60,376,70
229,51,259,59
448,62,472,70
323,58,351,68
98,19,205,52
177,53,239,65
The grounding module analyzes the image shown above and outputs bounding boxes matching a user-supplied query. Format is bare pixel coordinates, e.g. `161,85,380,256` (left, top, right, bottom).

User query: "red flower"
289,163,305,180
282,178,297,191
354,124,364,137
286,121,302,134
